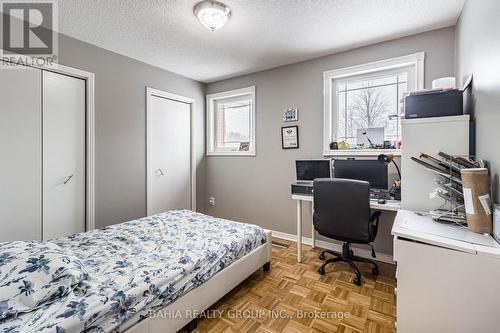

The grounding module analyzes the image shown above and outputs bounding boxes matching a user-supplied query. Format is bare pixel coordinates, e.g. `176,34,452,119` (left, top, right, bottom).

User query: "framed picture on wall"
281,125,299,149
282,108,298,122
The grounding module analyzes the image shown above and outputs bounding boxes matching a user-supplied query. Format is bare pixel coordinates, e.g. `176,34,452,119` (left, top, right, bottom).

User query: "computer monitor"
295,160,332,181
334,159,388,189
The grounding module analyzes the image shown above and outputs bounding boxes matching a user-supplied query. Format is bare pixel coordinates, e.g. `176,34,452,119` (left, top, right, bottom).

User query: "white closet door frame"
26,60,96,232
146,87,196,215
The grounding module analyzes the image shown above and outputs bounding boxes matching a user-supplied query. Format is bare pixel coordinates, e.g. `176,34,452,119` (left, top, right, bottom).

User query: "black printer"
404,89,463,119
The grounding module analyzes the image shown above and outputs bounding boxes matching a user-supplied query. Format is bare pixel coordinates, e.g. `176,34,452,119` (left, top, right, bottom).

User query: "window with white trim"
323,53,424,155
206,86,255,156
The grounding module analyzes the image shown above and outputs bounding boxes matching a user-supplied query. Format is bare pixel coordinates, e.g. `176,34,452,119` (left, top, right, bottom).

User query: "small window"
207,86,255,156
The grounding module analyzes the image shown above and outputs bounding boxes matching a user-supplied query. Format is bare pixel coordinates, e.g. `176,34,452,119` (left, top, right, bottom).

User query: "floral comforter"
0,210,266,332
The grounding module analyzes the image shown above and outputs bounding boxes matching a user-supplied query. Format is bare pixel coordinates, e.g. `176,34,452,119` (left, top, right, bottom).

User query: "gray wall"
455,0,500,203
204,27,456,255
57,34,206,228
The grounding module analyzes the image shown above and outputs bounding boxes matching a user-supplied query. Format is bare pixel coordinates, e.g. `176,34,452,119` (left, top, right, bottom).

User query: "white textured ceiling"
57,0,465,83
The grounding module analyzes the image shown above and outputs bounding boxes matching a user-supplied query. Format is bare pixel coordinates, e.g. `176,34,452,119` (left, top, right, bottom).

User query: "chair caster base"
318,266,325,275
353,277,361,286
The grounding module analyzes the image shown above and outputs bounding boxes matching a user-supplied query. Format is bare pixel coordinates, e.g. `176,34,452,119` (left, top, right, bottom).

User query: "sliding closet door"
150,95,191,215
0,65,42,241
42,71,86,239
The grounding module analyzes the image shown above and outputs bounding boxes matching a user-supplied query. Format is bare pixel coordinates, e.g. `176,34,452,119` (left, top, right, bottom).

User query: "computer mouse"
378,198,386,204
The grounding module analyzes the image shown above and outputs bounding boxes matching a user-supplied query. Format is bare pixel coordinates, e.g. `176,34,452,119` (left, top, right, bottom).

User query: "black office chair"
313,178,382,286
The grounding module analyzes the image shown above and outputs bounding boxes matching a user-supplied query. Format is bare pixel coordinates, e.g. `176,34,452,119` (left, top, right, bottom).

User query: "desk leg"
311,201,315,249
296,199,302,263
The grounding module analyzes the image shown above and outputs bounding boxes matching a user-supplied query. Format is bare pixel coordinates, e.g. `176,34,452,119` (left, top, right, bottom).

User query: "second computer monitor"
296,160,332,181
334,159,388,190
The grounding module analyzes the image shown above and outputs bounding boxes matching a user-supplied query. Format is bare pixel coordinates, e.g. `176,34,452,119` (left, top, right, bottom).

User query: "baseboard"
270,230,395,264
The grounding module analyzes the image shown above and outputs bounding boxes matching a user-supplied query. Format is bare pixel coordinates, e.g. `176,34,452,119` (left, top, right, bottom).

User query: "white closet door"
150,96,191,215
0,65,42,241
42,71,86,239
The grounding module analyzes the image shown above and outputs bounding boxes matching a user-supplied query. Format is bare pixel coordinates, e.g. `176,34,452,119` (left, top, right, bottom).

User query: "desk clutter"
411,151,492,233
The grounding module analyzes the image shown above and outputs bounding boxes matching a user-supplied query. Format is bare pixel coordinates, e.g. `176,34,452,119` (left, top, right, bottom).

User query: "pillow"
0,241,88,319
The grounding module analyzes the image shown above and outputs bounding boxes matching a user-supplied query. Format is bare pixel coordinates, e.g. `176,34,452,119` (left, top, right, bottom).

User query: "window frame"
206,86,256,156
323,52,425,156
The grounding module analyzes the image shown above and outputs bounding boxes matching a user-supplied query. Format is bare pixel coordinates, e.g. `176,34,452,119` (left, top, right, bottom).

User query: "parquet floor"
193,238,397,333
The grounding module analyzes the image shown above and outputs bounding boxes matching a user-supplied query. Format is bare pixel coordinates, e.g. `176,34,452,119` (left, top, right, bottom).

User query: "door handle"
61,174,74,185
157,168,165,176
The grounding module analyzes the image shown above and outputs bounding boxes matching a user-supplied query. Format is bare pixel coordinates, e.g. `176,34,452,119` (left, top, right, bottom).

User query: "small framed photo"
281,125,299,149
282,108,298,122
239,142,250,151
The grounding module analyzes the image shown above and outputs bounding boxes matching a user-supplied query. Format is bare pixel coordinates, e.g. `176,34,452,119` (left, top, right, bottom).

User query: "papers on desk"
399,211,499,248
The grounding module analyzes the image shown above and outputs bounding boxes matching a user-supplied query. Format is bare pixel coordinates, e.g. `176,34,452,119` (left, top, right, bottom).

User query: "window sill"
323,149,401,157
207,151,256,157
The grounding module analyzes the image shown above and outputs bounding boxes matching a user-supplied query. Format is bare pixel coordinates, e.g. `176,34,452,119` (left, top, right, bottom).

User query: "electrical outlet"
209,197,215,206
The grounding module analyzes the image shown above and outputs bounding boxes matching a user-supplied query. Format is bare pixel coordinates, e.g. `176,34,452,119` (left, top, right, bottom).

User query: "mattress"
0,210,266,332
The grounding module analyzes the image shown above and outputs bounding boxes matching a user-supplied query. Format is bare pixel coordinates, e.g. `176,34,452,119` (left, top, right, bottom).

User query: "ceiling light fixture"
194,0,231,31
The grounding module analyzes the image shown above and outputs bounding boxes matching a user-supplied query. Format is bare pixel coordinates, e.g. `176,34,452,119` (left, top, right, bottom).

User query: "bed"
0,209,272,333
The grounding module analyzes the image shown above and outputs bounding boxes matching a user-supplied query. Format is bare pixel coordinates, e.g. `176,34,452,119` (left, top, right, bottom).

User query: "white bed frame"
124,230,272,333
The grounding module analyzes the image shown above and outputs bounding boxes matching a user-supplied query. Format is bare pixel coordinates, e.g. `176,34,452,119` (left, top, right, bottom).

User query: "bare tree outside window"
349,88,390,128
337,73,406,145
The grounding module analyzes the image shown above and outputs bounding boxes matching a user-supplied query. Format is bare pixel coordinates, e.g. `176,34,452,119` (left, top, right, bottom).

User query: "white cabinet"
401,115,470,212
392,210,500,333
0,67,86,241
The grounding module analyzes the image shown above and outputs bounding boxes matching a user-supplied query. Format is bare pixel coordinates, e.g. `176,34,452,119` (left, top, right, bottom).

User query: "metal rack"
411,151,481,224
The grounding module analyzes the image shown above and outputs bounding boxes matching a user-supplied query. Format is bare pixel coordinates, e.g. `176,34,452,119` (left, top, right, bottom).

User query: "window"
337,72,407,145
323,52,424,155
206,86,255,155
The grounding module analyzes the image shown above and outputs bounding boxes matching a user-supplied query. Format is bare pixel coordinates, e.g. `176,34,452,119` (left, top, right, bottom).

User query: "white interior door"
149,95,191,215
0,64,42,241
42,71,86,239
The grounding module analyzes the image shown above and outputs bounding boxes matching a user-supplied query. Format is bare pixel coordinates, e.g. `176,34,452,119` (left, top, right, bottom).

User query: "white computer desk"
292,193,401,263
